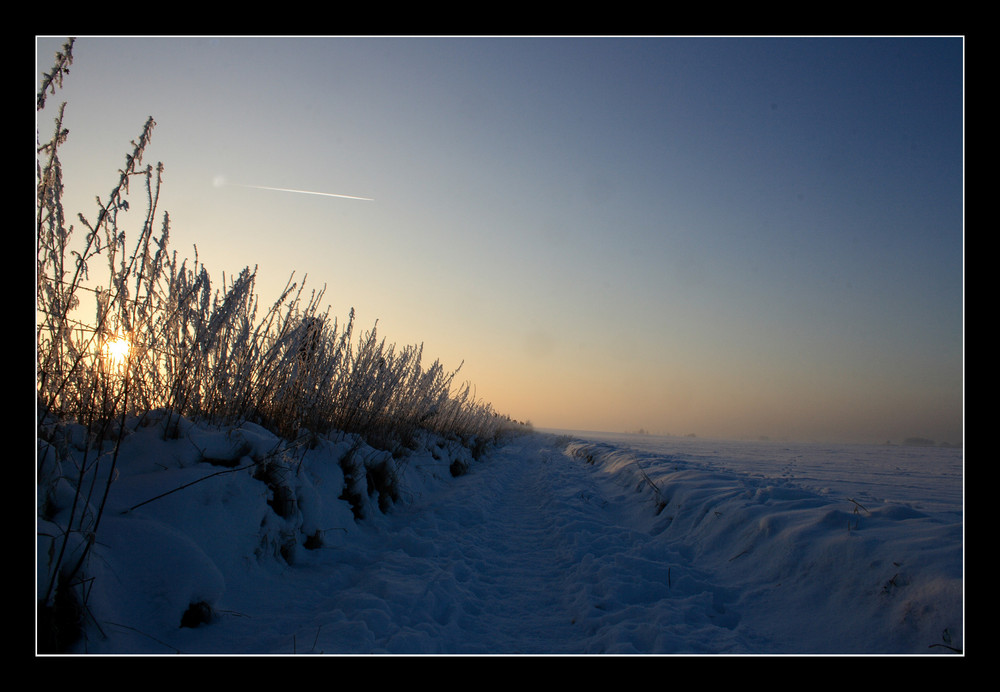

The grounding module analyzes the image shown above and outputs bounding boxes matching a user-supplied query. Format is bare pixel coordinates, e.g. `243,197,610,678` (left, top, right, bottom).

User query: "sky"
35,36,964,446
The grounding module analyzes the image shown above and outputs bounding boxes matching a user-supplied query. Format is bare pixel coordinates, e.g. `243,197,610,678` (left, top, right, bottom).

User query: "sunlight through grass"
101,334,130,371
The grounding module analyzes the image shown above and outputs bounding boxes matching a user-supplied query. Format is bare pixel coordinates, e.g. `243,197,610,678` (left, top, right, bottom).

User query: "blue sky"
36,36,964,444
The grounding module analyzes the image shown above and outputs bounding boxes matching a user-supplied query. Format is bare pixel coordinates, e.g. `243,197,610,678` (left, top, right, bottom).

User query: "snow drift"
37,413,963,654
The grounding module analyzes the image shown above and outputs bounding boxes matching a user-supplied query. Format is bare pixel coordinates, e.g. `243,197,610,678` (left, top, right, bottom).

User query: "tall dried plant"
37,37,528,651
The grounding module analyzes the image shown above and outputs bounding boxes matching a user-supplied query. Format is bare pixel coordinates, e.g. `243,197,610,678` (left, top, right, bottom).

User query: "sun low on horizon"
35,35,964,447
101,334,131,371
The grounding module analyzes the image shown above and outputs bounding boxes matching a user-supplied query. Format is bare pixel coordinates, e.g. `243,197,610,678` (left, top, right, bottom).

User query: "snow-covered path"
171,435,754,654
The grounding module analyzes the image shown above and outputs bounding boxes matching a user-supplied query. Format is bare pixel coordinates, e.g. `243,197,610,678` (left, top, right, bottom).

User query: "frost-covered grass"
36,38,526,653
36,39,522,447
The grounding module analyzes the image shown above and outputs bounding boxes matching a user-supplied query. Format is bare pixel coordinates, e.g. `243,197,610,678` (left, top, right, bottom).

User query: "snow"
37,414,963,655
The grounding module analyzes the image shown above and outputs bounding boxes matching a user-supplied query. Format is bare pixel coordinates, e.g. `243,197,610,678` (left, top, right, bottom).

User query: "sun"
102,334,131,370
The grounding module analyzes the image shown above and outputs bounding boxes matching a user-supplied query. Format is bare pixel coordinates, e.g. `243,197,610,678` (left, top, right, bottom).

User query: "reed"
36,38,529,651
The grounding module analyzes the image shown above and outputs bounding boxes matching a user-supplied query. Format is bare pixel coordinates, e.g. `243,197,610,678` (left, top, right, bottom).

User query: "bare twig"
120,462,255,515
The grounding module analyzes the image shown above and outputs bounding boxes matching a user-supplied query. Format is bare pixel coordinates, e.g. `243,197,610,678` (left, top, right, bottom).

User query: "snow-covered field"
37,414,963,655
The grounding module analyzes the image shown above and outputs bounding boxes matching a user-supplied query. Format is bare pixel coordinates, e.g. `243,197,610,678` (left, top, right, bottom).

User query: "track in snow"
198,435,753,654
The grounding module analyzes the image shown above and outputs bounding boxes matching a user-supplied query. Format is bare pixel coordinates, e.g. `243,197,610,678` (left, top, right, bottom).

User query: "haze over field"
35,35,964,446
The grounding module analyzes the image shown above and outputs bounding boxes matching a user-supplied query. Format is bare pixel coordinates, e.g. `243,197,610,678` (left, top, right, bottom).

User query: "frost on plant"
36,37,529,652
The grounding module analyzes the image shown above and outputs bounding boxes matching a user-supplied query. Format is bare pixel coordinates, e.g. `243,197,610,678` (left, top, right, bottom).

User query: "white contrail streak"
242,184,374,201
216,176,373,201
240,185,375,202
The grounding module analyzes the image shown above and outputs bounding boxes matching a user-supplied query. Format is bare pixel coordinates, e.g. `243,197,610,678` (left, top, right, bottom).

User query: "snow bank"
37,410,483,654
562,439,963,654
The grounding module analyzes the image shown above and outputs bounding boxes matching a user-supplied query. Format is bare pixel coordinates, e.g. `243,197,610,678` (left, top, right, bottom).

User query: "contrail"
241,184,374,202
214,176,373,201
